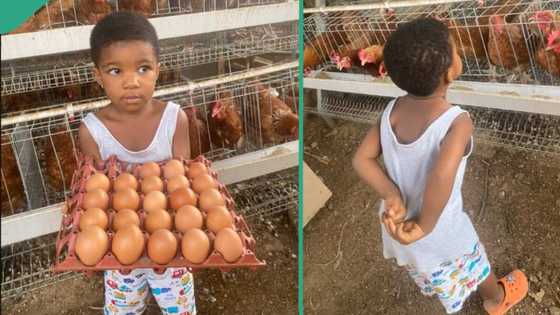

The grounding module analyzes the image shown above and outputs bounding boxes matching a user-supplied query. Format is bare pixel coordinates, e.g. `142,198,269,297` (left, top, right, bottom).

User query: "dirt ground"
303,115,560,315
2,214,297,315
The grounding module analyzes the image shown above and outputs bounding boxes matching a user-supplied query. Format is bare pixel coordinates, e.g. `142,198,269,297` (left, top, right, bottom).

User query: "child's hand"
383,219,425,245
383,194,407,224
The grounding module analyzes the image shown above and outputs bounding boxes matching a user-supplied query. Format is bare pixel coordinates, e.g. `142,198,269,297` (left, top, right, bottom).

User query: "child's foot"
483,270,528,315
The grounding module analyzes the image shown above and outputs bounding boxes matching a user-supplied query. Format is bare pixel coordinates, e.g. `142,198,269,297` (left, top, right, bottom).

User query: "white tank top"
379,98,479,273
82,102,181,163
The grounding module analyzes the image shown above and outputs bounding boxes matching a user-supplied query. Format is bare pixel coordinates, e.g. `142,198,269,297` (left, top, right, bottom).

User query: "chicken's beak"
211,102,222,118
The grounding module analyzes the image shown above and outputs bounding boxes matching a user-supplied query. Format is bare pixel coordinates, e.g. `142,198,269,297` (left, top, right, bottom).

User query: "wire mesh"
229,167,298,218
304,0,560,86
6,0,288,35
1,233,78,302
2,28,296,96
309,90,560,155
0,67,298,217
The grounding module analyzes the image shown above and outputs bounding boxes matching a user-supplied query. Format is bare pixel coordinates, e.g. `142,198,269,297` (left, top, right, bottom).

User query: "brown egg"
175,205,203,232
83,188,109,210
169,187,197,210
166,175,190,193
214,228,244,263
85,173,111,192
187,162,207,179
141,176,164,194
163,159,184,179
199,188,225,211
113,188,140,211
181,229,210,264
114,173,138,191
75,225,108,266
143,191,167,212
79,208,108,231
112,225,145,265
139,162,161,179
206,206,234,233
145,209,173,233
112,209,140,231
191,174,218,194
147,229,178,264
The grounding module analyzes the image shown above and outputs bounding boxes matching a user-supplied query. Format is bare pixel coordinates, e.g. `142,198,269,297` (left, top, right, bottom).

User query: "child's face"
446,38,463,83
93,40,160,112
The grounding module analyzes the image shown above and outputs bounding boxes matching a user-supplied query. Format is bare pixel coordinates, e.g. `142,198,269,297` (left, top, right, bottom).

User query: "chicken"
329,8,396,71
158,69,182,86
536,31,560,76
1,92,37,114
117,0,155,17
10,0,77,34
487,14,531,70
43,128,79,196
208,91,244,150
1,138,26,217
330,42,361,71
185,107,211,158
303,32,349,70
358,44,386,77
446,18,489,60
531,10,560,37
78,0,113,25
256,83,299,145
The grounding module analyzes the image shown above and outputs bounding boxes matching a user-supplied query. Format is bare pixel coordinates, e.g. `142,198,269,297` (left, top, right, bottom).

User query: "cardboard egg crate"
53,154,266,273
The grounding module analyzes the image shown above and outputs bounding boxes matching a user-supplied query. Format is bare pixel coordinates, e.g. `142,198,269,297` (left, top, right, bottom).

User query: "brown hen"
208,91,244,150
78,0,113,25
10,0,77,34
256,83,298,145
43,128,79,197
1,138,26,217
185,107,211,158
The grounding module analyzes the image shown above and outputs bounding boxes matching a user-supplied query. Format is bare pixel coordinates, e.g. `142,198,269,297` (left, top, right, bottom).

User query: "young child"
78,12,196,315
352,18,528,314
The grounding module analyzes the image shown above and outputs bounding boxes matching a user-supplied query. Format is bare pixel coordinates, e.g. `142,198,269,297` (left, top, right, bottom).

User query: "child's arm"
78,123,102,163
386,113,474,245
172,110,191,159
416,113,473,233
352,120,405,221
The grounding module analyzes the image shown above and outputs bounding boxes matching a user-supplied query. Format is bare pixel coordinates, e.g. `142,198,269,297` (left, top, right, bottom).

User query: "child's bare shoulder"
449,111,473,136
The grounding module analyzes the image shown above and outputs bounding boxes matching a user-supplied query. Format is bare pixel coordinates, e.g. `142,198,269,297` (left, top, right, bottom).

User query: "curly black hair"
383,17,452,96
90,11,160,66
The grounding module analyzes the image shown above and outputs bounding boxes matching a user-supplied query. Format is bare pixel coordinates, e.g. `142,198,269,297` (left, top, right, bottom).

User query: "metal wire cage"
1,21,297,100
0,168,297,302
0,66,298,217
304,0,560,86
307,90,560,154
7,0,289,34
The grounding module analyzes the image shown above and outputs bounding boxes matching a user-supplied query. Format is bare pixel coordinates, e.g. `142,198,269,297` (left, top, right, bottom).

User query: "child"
78,12,196,315
352,18,528,315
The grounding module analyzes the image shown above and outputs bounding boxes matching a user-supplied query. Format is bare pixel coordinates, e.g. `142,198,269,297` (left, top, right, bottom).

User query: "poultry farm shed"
303,0,560,155
0,0,299,301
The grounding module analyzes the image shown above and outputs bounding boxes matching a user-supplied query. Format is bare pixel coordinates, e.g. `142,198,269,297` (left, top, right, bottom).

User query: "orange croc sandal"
486,270,529,315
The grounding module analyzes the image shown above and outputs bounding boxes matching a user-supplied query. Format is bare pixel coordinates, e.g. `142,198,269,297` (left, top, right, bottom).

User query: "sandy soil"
303,115,560,315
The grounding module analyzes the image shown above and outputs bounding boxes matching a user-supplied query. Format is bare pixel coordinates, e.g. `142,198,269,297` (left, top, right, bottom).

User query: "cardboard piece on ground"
303,162,332,227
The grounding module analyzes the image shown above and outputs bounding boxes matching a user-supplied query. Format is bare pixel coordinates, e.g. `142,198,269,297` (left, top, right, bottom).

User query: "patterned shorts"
406,242,491,314
104,268,196,315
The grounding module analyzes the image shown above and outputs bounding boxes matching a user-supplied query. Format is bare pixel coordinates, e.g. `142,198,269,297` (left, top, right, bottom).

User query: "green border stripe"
298,0,304,313
1,1,45,35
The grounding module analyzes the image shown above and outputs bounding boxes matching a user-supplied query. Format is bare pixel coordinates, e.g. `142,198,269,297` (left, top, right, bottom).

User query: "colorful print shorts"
104,268,196,315
406,242,491,314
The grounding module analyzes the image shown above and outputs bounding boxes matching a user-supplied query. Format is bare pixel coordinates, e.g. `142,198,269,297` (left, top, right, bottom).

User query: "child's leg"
478,271,505,309
147,267,197,315
104,269,149,315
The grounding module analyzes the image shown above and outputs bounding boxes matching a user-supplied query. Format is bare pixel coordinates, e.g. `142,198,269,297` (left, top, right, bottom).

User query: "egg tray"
53,154,266,273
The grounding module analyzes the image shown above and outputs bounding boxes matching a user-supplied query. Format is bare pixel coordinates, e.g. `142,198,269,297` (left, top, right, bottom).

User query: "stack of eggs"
74,159,245,267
